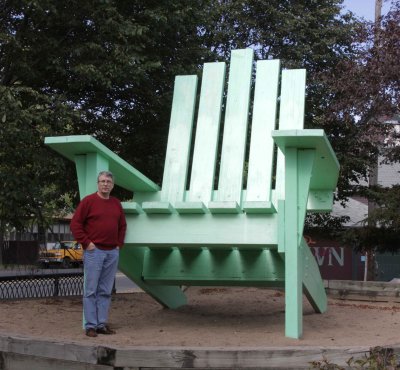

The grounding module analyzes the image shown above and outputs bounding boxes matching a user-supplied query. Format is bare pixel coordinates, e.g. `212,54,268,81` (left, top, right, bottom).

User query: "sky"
342,0,391,21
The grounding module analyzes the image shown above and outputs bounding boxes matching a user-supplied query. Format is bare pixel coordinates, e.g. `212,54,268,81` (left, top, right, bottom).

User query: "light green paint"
307,191,335,212
45,48,337,339
246,59,280,203
74,153,109,199
208,201,241,213
188,62,225,202
284,148,304,339
272,129,340,192
216,48,253,203
45,135,159,192
242,201,275,214
123,212,279,247
134,188,335,213
274,69,306,203
119,247,186,308
144,248,285,285
302,238,327,313
142,201,175,214
175,201,207,214
277,200,286,254
160,75,198,203
121,202,143,214
296,150,316,245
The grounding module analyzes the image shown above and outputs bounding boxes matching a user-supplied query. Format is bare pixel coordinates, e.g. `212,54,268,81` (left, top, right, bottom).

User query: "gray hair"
97,171,114,181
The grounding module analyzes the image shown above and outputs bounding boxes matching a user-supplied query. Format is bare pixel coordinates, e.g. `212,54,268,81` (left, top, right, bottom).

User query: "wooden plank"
119,247,187,309
296,149,316,245
161,75,198,203
121,202,143,214
326,280,400,302
278,70,306,130
246,59,280,204
215,48,253,205
75,153,109,199
284,147,303,339
208,201,241,213
113,346,378,368
243,201,275,214
0,351,114,370
143,248,285,284
45,135,159,192
274,69,306,202
272,129,340,193
283,148,318,338
0,333,396,369
307,190,334,212
277,199,285,254
188,62,226,203
123,213,278,247
142,201,175,214
174,201,207,214
0,336,100,364
302,238,327,313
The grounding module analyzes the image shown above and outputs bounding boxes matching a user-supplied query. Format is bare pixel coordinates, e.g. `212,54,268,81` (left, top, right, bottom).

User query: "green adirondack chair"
45,48,339,339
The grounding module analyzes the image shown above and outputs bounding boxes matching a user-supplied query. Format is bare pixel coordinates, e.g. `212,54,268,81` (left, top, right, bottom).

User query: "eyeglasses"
98,180,113,184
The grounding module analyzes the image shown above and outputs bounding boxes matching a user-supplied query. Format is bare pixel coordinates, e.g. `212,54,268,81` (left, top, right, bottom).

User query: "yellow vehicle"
39,241,83,268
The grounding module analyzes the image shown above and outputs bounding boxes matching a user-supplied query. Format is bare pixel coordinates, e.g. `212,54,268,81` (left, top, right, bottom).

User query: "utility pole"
365,0,383,281
375,0,382,23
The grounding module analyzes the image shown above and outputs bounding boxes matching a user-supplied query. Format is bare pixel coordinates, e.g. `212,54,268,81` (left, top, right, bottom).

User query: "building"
7,214,74,248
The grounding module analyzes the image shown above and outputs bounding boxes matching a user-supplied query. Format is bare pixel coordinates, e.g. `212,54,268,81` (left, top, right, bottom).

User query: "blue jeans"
83,247,119,330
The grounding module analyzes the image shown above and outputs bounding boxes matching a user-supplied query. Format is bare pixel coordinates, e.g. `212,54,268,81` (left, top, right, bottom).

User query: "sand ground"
1,287,400,348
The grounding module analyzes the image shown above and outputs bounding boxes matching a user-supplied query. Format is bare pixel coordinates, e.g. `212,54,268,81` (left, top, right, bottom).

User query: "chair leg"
118,247,187,309
284,240,303,339
302,238,327,313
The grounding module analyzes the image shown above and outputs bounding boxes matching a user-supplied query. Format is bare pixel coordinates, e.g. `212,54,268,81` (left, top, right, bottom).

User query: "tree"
3,0,396,257
0,0,211,256
320,1,400,280
324,0,399,191
201,0,364,228
201,0,400,236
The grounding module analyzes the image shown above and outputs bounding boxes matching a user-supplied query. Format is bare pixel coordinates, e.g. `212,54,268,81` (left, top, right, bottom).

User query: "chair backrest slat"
274,69,306,201
246,59,280,202
161,75,198,202
188,62,226,202
216,48,253,203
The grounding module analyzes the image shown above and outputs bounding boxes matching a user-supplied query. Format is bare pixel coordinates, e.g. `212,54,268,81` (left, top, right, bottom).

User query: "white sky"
342,0,392,20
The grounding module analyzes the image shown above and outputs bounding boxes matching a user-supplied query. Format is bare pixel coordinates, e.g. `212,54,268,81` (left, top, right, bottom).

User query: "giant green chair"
45,48,339,338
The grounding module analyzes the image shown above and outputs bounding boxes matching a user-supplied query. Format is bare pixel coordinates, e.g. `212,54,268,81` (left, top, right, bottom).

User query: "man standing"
71,171,127,337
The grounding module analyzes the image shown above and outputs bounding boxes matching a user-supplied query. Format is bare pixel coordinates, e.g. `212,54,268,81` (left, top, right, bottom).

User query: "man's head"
97,171,114,199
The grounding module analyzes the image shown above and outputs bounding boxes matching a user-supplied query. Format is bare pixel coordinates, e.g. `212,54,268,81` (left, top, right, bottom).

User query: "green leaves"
1,0,398,241
0,0,210,239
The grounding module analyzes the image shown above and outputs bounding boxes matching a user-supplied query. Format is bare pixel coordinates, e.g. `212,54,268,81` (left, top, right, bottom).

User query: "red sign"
305,234,355,280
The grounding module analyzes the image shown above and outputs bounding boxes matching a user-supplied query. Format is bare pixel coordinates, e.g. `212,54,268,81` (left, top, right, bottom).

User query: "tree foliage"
331,1,400,251
0,0,210,244
200,0,363,228
1,0,399,250
323,1,400,196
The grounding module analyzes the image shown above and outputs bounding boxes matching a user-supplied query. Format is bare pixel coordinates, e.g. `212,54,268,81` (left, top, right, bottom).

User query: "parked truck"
38,241,83,268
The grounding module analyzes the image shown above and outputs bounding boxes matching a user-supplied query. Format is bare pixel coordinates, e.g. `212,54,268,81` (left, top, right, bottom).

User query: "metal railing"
0,273,84,299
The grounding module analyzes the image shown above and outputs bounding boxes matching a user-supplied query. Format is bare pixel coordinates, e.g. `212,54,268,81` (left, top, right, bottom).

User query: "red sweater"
70,192,127,250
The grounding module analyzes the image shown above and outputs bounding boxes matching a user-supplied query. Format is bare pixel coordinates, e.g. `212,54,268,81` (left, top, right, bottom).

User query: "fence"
1,240,39,265
0,273,84,299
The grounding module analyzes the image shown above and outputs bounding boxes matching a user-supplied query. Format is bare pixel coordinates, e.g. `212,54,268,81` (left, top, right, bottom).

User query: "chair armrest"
45,135,159,192
272,129,339,192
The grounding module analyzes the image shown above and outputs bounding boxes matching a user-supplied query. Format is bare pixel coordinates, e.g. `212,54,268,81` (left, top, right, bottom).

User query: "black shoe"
86,328,98,337
96,325,116,335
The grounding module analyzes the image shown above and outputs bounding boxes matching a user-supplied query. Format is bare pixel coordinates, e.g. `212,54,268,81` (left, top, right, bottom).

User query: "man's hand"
87,242,96,251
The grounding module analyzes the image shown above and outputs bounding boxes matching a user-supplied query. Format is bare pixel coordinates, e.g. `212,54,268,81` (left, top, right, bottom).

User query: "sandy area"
1,287,400,348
